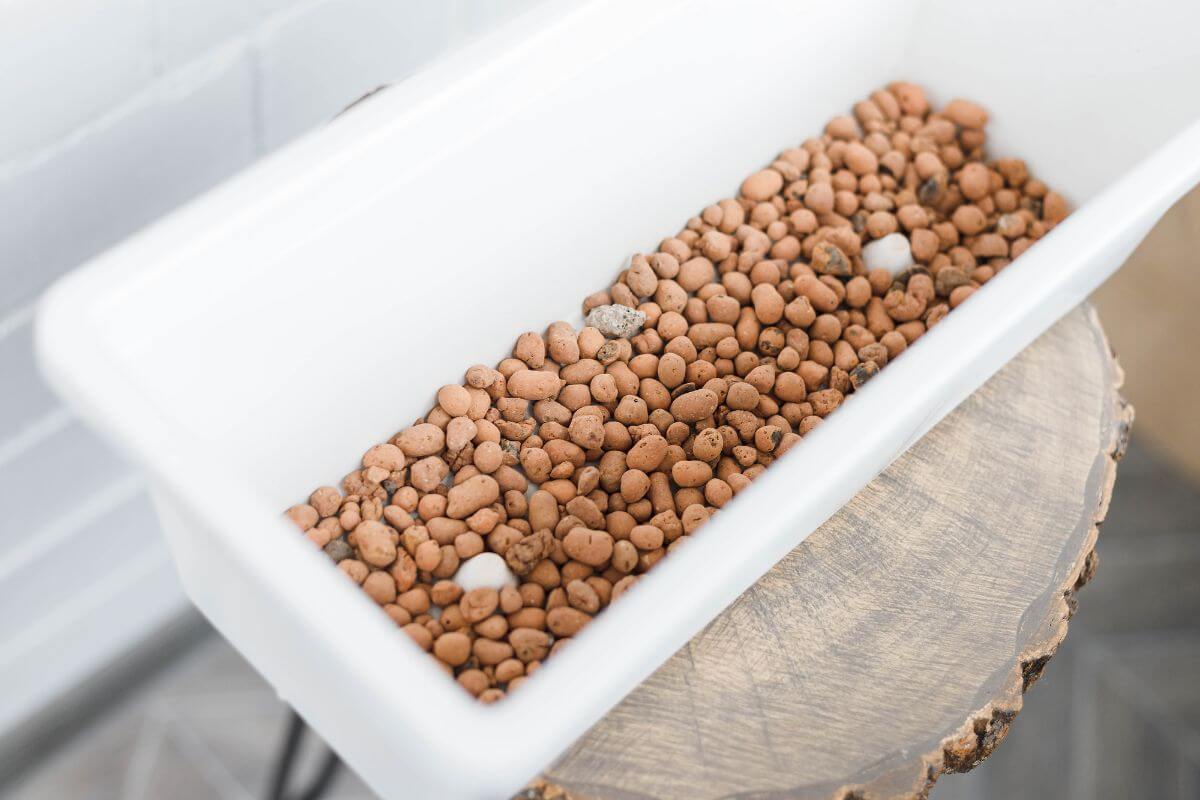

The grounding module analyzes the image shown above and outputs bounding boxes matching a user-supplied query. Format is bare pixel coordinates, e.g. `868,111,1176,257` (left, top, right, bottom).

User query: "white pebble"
585,304,646,339
862,233,914,275
452,552,517,592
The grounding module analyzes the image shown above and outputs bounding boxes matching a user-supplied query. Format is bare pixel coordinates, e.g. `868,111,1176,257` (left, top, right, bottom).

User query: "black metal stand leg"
266,709,341,800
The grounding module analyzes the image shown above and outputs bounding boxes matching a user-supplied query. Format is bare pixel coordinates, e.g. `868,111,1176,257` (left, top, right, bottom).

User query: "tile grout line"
0,0,333,182
119,707,168,800
247,39,266,156
0,303,34,342
0,543,171,669
146,0,166,78
165,711,257,800
0,472,144,587
245,0,332,157
0,406,74,471
0,39,254,182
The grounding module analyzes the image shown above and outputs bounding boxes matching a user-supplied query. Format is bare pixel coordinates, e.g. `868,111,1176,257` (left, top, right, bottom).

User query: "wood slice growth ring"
529,304,1131,800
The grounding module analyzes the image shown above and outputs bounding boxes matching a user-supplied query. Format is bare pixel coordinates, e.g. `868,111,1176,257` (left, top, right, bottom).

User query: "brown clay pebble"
460,587,499,623
547,607,591,637
286,504,318,531
398,423,444,457
354,521,396,568
287,83,1066,700
562,528,614,567
741,169,783,201
508,370,562,401
446,474,500,519
433,632,471,666
436,385,471,417
669,389,719,423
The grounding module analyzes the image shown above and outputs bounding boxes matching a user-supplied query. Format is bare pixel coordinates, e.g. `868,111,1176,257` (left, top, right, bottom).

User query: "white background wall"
0,0,544,741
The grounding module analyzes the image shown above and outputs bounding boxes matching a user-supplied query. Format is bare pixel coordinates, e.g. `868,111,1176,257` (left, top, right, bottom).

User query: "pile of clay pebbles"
285,82,1070,701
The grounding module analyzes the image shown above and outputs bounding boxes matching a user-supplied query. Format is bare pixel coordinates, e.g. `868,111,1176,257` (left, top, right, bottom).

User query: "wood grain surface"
524,304,1130,800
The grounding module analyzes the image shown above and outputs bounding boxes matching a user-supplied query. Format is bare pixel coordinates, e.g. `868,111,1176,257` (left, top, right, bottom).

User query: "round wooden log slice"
527,304,1132,800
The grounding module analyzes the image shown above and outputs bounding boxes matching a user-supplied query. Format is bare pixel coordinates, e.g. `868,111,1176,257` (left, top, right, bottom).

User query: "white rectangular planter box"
35,0,1200,797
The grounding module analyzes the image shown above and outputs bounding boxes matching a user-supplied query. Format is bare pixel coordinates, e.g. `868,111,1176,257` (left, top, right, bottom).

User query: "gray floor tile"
162,695,286,797
137,718,248,800
2,629,378,800
5,707,144,800
1082,533,1200,633
1070,636,1200,800
1107,633,1200,741
1103,444,1200,539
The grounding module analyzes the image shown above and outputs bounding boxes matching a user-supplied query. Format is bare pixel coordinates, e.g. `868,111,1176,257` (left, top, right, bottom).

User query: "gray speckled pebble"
585,304,646,339
324,539,353,563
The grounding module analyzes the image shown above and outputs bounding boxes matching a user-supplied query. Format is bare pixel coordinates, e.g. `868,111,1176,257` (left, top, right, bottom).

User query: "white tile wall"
0,46,257,320
0,421,133,550
153,0,259,72
0,0,546,744
256,0,459,149
0,0,153,164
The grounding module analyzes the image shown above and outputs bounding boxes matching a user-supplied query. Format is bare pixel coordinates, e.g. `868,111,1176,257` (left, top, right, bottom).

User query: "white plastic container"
34,1,1200,797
